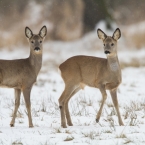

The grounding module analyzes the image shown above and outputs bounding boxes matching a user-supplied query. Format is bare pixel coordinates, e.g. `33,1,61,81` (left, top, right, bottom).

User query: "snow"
0,32,145,145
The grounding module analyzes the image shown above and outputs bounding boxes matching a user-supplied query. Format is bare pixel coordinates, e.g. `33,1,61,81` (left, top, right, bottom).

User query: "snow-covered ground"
0,35,145,145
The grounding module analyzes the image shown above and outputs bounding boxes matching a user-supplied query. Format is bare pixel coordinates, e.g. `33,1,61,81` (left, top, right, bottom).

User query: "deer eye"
40,41,42,43
111,43,114,46
31,41,34,43
104,44,105,46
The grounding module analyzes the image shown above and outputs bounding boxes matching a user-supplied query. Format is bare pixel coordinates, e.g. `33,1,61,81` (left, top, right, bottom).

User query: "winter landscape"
0,26,145,144
0,0,145,145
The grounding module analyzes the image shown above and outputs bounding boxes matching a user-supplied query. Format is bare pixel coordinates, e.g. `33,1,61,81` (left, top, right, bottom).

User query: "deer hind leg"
10,89,21,127
59,84,77,128
65,87,81,126
110,89,124,126
23,87,33,128
96,85,107,123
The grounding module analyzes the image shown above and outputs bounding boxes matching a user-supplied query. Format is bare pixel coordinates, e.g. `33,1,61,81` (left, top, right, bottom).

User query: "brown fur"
0,26,47,127
58,28,124,128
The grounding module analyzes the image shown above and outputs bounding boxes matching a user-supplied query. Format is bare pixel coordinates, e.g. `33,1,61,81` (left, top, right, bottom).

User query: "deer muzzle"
34,47,40,51
105,50,110,54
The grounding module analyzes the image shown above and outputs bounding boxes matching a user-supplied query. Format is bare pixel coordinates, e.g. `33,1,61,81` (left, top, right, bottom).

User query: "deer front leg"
10,89,21,127
23,87,33,128
110,89,124,126
96,85,107,123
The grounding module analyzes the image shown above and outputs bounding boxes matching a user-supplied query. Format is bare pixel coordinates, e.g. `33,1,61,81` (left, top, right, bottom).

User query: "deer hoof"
29,125,34,128
96,119,99,123
68,123,73,126
61,124,67,128
10,124,14,127
119,122,124,126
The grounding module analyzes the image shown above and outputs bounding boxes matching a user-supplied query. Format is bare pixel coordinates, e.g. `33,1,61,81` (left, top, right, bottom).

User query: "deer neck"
29,49,42,75
107,54,120,72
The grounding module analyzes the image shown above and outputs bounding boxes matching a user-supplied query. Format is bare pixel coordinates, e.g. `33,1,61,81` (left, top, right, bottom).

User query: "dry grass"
81,131,100,140
51,127,62,134
122,21,145,49
64,136,74,141
70,96,92,117
11,139,23,145
120,58,145,68
116,133,127,138
123,138,133,144
65,129,76,134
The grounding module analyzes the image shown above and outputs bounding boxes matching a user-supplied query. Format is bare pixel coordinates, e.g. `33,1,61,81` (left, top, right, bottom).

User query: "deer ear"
39,26,47,38
112,28,121,40
97,29,107,41
25,27,33,38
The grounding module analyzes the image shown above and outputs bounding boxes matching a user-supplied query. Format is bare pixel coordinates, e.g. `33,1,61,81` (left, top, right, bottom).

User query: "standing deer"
58,28,124,128
0,26,47,127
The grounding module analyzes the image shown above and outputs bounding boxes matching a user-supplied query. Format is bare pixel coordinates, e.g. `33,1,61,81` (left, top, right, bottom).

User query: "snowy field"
0,36,145,145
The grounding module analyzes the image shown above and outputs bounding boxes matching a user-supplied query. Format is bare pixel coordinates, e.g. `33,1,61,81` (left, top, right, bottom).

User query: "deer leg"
10,89,21,127
96,85,107,123
110,89,124,126
59,85,76,128
65,87,80,126
23,87,33,128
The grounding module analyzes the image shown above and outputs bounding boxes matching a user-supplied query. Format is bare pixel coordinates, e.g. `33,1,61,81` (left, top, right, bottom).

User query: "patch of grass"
123,138,133,144
103,129,113,134
120,58,145,68
81,131,100,140
46,96,60,116
75,119,93,126
41,99,47,112
116,133,127,138
64,136,74,141
79,95,93,106
107,116,116,131
51,127,62,134
130,101,142,111
65,129,76,134
70,97,92,117
129,113,138,126
124,100,143,120
11,139,23,145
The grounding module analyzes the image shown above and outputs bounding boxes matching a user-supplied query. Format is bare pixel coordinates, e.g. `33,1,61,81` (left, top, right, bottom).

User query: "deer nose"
104,50,110,54
34,47,40,51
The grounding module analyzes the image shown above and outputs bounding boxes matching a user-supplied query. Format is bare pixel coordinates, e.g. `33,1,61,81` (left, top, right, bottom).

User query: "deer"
58,28,124,128
0,26,47,127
